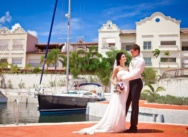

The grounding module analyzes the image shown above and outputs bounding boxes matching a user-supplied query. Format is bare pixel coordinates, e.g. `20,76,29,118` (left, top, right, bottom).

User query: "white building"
98,12,188,74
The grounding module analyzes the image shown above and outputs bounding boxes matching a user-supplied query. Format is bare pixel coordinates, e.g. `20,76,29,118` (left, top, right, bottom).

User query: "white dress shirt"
122,54,145,81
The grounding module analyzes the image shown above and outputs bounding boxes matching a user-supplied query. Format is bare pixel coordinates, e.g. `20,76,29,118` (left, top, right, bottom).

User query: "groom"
117,44,145,133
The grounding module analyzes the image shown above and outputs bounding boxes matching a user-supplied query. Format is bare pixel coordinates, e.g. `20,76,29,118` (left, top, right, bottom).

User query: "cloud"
0,11,12,23
91,37,98,42
39,17,82,39
10,23,22,33
27,30,38,37
104,0,173,20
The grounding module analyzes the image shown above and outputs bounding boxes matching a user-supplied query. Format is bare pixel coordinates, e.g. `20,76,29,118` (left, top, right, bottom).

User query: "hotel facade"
98,12,188,74
0,12,188,74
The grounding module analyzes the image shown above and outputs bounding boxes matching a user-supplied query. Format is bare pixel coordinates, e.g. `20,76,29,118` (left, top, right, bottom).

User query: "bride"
73,52,130,135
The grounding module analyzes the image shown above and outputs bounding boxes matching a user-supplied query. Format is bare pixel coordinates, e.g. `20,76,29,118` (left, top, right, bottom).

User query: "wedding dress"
73,70,129,135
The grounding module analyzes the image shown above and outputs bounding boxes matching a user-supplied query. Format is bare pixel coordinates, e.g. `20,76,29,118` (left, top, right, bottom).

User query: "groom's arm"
121,60,145,81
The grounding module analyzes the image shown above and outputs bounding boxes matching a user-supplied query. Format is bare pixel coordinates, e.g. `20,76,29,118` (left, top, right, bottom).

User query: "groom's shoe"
124,128,137,133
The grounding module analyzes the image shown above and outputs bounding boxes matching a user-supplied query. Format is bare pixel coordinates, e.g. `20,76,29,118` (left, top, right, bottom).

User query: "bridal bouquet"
114,82,125,94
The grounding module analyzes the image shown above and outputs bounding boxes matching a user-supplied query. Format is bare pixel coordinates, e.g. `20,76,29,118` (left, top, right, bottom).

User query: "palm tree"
96,58,112,93
47,49,63,74
96,49,132,93
40,55,52,73
152,49,160,58
142,84,165,102
164,51,170,67
69,51,82,78
152,49,162,79
81,46,102,74
40,49,63,74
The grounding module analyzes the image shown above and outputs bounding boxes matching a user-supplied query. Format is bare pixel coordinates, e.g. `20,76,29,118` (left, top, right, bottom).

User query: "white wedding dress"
73,70,129,135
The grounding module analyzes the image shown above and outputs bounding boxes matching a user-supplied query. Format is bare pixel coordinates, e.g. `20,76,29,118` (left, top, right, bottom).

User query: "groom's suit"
121,54,145,130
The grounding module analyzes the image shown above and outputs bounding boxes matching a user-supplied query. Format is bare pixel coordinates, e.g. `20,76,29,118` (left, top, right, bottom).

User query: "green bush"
140,93,188,105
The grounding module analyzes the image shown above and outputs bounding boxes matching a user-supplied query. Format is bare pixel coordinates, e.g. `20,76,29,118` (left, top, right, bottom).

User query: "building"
98,12,188,74
0,25,97,71
0,26,38,68
0,12,188,74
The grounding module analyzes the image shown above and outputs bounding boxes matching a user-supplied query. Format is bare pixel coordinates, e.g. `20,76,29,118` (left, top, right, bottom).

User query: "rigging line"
39,0,59,85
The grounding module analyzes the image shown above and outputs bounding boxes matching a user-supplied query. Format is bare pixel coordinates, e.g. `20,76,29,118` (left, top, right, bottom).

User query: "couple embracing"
73,44,145,135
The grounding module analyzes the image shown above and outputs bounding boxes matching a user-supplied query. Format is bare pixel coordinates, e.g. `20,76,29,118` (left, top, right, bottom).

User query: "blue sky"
0,0,188,43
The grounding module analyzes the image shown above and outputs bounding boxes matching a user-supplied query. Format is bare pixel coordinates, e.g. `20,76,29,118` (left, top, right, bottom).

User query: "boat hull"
0,91,8,104
37,94,104,114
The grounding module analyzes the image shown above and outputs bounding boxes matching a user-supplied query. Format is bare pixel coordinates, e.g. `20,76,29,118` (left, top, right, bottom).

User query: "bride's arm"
110,66,118,85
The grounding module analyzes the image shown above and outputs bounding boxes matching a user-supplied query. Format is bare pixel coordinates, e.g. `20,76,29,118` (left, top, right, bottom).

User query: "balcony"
159,45,179,51
11,48,24,54
181,51,188,57
182,63,188,68
0,46,9,53
159,62,179,68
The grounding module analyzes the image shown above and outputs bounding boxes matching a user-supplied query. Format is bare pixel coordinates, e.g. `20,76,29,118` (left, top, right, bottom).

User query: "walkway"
0,100,187,137
0,122,187,137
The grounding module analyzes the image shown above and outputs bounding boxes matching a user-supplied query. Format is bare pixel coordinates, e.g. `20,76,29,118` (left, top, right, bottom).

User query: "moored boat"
0,91,8,104
37,82,105,114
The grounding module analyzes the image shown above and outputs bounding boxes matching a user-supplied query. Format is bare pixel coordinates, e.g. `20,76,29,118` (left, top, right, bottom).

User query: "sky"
0,0,188,44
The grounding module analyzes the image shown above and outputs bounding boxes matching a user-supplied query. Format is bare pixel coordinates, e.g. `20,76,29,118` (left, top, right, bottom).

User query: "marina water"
0,102,100,125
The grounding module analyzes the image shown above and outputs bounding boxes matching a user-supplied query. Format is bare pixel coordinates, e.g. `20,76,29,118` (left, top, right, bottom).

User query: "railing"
160,68,188,80
13,99,20,125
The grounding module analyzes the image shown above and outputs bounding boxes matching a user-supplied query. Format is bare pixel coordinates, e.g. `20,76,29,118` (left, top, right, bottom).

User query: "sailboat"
37,0,105,114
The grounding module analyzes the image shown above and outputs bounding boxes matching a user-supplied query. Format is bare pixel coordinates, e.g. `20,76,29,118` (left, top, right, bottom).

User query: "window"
155,18,160,23
13,39,24,50
29,59,41,67
182,59,188,68
143,41,151,50
109,43,115,47
182,42,188,51
102,38,116,48
144,58,152,66
12,58,22,65
182,46,188,51
0,39,9,50
121,43,133,51
161,58,176,62
161,41,176,45
0,59,8,63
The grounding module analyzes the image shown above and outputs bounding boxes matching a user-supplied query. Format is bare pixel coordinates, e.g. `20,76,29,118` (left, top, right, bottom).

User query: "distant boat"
0,91,8,103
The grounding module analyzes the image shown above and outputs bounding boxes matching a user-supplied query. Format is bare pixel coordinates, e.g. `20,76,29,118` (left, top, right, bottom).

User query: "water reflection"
0,102,100,125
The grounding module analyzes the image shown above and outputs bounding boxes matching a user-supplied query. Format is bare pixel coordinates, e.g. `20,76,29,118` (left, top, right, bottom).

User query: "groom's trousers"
126,78,143,130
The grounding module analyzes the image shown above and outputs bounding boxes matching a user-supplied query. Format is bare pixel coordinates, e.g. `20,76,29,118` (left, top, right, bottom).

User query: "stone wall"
143,78,188,97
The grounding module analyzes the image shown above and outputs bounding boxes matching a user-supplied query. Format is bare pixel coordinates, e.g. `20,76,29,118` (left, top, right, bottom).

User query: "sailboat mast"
39,0,58,87
65,0,71,92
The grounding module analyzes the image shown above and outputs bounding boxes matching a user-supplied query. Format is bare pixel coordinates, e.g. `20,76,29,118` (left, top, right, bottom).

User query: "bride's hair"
116,52,124,66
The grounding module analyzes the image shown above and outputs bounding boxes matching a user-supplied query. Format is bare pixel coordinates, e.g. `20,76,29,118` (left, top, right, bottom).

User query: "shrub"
140,93,188,105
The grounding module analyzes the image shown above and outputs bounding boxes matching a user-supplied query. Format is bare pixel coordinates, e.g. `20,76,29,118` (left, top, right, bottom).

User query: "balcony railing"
160,68,188,80
159,45,179,51
182,63,188,68
0,46,8,51
159,62,179,68
12,48,24,51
